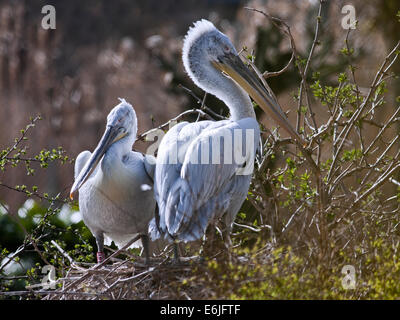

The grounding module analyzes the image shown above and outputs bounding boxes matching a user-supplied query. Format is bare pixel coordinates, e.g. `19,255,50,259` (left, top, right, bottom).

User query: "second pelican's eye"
223,45,230,53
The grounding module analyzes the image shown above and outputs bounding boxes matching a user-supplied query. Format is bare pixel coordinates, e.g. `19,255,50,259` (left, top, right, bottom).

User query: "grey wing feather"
150,117,260,242
143,154,156,182
74,150,91,179
149,120,214,240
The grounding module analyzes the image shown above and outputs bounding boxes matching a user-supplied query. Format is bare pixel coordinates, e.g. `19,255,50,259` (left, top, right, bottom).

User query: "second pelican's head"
70,98,137,200
182,19,303,144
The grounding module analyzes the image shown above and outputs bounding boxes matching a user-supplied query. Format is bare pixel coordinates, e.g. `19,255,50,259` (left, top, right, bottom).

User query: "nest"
41,233,244,300
43,259,197,300
42,240,208,300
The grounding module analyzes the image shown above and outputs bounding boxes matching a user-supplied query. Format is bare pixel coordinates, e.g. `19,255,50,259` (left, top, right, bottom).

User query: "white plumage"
71,99,156,263
149,20,260,247
149,20,300,255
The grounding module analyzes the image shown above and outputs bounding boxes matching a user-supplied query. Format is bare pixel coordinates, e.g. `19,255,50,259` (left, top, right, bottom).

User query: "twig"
178,84,227,120
327,41,400,183
50,240,76,266
298,0,324,134
137,108,214,141
50,234,143,299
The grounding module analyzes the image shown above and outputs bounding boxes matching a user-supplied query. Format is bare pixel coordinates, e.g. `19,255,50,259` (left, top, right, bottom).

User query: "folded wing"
150,117,259,241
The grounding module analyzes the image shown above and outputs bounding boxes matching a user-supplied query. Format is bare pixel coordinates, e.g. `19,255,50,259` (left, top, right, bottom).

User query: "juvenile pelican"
149,20,302,249
70,99,156,263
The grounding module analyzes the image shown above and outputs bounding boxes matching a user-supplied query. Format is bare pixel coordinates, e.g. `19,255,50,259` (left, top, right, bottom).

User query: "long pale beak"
70,125,123,200
212,53,305,145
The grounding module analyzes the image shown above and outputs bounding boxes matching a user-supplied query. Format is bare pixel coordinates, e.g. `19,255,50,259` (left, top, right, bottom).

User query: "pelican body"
70,99,156,263
149,20,302,246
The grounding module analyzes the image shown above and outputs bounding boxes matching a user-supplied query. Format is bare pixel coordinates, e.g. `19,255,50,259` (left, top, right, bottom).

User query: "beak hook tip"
70,190,77,201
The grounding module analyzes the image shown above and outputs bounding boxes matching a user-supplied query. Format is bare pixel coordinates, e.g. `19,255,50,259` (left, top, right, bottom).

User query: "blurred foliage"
0,116,97,297
178,237,400,299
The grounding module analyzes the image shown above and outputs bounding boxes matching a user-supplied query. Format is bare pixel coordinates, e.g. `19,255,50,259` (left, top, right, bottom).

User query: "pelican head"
182,19,303,143
70,98,137,200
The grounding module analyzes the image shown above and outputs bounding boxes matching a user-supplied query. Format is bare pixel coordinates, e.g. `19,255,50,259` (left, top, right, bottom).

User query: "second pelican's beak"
212,53,305,145
70,125,126,200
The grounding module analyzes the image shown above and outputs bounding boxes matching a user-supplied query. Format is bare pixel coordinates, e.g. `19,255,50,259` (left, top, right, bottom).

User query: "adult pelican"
70,98,156,263
149,20,302,250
